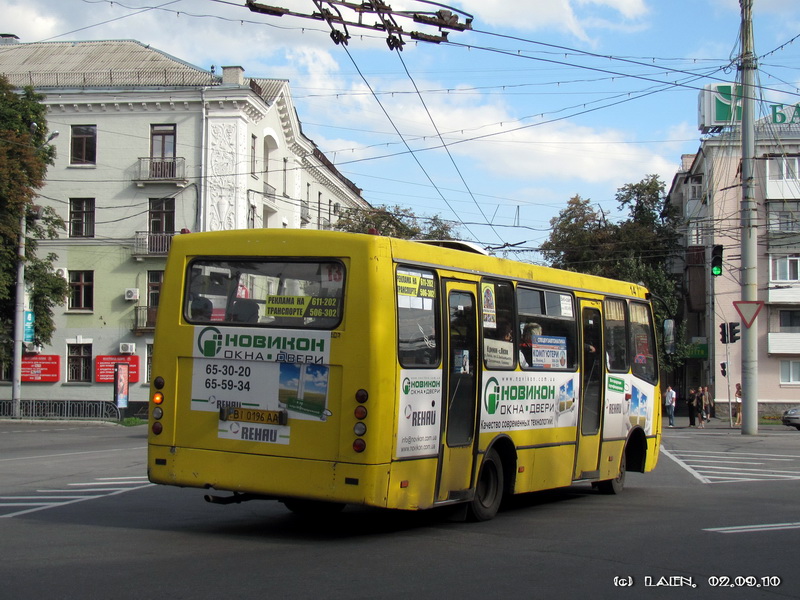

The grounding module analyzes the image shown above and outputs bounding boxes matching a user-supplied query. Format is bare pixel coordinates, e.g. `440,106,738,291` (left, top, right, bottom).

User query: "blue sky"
5,0,800,261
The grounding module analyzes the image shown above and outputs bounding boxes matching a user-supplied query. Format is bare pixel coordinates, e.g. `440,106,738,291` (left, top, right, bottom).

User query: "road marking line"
0,447,146,462
660,446,710,483
705,522,800,534
0,483,153,519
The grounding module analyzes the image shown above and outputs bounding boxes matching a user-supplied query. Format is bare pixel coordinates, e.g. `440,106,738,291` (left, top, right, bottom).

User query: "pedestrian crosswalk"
662,448,800,484
0,476,152,518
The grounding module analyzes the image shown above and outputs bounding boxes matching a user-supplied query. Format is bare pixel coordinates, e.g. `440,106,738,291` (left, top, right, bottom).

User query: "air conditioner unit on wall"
119,343,136,354
23,342,42,354
124,288,140,301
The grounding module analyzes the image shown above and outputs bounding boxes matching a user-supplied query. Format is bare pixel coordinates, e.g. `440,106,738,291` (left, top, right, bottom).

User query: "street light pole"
739,0,759,435
11,210,28,419
11,129,58,419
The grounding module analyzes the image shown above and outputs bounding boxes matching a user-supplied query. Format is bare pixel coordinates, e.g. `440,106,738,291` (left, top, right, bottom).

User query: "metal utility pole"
739,0,758,435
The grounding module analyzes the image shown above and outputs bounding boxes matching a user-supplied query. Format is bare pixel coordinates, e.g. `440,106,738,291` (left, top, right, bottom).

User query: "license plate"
220,407,287,426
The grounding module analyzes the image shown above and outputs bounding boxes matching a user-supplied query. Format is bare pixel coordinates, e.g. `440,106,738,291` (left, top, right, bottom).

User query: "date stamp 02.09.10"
613,575,782,589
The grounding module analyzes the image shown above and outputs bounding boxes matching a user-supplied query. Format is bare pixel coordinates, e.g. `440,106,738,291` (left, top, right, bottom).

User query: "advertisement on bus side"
480,371,578,432
396,369,442,459
603,375,655,438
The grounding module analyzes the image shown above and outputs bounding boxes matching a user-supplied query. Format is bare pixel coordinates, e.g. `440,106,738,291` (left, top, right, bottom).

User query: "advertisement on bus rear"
190,326,332,445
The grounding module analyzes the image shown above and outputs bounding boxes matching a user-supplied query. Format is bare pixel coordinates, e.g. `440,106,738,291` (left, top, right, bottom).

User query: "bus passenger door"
574,301,604,480
436,281,479,502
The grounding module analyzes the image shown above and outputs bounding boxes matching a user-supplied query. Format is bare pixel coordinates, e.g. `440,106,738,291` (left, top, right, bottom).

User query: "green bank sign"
699,84,799,130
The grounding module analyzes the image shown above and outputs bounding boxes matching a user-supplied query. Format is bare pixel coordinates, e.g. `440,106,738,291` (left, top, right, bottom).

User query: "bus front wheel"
468,449,504,521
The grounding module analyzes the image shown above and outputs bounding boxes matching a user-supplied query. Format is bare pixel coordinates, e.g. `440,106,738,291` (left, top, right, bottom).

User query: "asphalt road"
1,418,798,600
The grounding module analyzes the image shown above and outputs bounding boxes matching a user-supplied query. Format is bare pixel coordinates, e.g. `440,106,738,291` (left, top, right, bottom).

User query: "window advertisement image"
396,370,442,458
602,376,657,439
480,372,579,432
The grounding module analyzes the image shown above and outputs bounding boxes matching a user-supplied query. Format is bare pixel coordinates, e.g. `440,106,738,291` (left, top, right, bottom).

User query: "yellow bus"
148,229,661,520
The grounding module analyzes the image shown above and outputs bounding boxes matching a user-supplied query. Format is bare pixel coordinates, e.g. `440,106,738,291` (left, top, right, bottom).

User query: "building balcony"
132,305,158,333
133,231,174,256
133,157,189,187
768,332,800,355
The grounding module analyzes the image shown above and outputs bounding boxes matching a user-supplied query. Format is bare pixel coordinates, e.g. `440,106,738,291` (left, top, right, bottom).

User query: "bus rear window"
185,259,345,329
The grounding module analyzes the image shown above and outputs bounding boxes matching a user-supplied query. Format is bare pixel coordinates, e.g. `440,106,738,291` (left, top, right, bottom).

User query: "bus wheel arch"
597,427,646,495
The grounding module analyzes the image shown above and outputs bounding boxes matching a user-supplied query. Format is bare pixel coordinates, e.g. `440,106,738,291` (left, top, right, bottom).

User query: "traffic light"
729,321,741,344
719,322,728,344
711,245,724,277
720,361,727,377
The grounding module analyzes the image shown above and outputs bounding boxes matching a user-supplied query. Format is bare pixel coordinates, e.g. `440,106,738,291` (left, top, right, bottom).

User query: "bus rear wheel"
468,449,504,521
597,453,626,495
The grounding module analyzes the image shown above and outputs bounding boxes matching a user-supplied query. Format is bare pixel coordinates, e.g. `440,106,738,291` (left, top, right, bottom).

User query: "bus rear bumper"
148,445,437,510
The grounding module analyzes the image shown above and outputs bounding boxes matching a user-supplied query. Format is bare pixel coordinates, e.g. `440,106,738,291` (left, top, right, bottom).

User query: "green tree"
334,204,458,240
0,75,68,360
540,176,686,369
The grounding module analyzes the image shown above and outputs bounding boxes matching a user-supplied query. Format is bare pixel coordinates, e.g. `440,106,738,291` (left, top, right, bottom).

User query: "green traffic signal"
711,245,723,277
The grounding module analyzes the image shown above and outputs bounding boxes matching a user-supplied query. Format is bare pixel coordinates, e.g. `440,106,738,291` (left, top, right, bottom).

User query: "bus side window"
481,280,515,369
630,302,657,384
517,287,577,370
604,298,628,372
397,268,439,368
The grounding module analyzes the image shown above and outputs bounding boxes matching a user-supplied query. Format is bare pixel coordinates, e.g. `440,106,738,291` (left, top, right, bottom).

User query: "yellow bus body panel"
148,229,661,512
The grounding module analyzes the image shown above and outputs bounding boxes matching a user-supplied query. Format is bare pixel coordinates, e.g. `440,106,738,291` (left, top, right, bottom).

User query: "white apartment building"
0,37,369,410
667,85,800,415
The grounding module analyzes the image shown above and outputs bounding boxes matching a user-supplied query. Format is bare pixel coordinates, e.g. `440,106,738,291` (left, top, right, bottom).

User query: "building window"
69,198,95,238
69,271,94,310
781,360,800,384
67,343,93,382
150,124,176,178
771,254,800,282
768,156,799,181
767,201,800,233
70,125,96,165
148,270,164,309
251,134,257,178
780,310,800,333
148,198,175,255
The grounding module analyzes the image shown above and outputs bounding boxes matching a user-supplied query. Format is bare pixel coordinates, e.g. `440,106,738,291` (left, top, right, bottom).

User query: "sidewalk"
662,413,788,433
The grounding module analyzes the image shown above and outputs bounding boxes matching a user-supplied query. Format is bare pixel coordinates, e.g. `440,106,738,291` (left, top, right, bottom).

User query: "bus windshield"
185,259,345,329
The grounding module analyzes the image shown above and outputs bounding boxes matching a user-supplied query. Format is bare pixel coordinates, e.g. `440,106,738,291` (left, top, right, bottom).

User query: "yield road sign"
733,300,764,328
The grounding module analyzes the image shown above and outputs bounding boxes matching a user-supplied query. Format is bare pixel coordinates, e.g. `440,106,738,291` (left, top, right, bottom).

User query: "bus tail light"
152,392,164,405
353,438,366,453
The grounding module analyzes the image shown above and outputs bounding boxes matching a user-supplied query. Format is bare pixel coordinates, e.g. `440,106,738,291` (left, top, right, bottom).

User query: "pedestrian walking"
687,387,697,427
734,383,743,426
664,386,676,427
697,387,707,428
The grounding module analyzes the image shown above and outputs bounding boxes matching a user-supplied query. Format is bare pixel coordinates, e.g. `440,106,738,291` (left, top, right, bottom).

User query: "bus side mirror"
663,318,675,355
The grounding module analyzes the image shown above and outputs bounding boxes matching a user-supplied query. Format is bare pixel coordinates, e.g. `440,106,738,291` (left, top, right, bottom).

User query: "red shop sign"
95,355,140,383
22,355,61,382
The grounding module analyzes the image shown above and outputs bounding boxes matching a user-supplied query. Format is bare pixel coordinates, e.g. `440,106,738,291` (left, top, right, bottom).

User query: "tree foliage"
0,75,68,360
334,204,458,240
540,175,686,370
